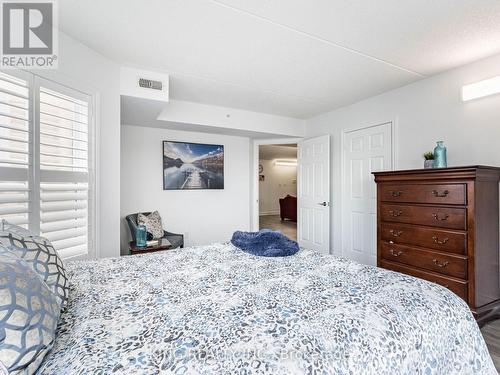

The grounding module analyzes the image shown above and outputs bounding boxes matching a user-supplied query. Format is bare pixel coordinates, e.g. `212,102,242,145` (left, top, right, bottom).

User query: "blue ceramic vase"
433,141,447,168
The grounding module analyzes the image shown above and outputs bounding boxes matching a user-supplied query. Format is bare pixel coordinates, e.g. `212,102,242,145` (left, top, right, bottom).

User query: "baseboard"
259,211,280,216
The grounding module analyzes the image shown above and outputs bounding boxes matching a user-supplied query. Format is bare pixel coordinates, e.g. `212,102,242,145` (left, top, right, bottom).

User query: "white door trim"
251,138,303,231
340,120,396,260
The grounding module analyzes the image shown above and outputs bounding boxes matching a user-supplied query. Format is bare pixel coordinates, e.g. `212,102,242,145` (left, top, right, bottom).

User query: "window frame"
0,69,97,259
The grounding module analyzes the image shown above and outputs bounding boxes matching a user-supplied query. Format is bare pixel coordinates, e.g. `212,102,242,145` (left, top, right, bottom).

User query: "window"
0,72,30,228
0,71,94,259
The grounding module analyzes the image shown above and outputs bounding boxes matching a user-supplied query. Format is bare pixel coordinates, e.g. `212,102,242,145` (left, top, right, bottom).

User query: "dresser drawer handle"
389,249,403,257
432,236,449,245
390,191,402,197
432,213,449,221
390,230,403,237
432,259,449,268
436,282,450,289
389,210,403,217
432,190,449,198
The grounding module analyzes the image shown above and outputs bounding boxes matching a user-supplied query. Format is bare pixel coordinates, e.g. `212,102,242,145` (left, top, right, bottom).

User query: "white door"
343,123,393,265
297,135,330,253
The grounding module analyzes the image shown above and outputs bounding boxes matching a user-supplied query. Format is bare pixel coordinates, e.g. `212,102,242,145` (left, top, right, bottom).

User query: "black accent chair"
126,212,184,249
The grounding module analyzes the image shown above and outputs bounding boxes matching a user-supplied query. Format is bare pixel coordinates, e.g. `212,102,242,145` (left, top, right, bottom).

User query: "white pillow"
137,211,164,239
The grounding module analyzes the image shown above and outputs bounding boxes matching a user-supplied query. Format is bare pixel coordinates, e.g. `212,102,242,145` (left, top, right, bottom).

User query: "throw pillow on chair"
138,211,164,239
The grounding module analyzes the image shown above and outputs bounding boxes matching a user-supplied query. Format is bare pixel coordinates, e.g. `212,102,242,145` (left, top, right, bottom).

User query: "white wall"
158,100,305,137
120,125,250,253
27,32,121,258
306,52,500,256
258,159,297,215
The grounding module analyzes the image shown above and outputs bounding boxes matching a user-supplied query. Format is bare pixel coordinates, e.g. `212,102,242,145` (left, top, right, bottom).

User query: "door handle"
390,191,402,197
318,202,328,206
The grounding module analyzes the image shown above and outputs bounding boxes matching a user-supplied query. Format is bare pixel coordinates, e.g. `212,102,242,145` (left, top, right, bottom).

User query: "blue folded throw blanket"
230,229,299,257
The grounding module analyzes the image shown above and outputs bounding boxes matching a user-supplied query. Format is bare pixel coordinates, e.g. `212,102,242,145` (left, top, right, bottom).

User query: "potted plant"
423,151,434,169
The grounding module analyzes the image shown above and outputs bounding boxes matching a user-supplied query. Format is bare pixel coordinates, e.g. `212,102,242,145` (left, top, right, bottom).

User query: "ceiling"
60,0,500,119
259,144,297,160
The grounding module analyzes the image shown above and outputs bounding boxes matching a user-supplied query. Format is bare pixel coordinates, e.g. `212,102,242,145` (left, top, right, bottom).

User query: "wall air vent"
139,78,163,91
121,67,169,102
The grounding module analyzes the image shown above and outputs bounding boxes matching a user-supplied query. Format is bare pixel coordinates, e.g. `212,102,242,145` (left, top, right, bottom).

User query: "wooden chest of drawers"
373,166,500,326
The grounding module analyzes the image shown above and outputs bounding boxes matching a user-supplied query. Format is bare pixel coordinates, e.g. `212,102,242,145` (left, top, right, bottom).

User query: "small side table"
129,238,173,255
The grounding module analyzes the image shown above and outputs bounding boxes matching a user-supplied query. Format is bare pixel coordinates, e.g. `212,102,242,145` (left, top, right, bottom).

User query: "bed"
37,243,496,374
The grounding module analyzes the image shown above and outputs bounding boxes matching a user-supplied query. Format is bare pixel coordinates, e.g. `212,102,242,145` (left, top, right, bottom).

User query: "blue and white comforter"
38,243,496,374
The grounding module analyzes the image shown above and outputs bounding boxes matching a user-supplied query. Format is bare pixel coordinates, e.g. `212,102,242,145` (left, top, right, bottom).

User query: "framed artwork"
163,141,224,190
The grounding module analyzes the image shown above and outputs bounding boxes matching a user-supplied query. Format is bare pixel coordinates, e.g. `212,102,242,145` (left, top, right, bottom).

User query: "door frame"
340,120,397,259
251,137,303,231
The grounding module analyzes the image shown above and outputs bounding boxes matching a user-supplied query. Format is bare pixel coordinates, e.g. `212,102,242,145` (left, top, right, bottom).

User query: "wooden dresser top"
373,165,500,182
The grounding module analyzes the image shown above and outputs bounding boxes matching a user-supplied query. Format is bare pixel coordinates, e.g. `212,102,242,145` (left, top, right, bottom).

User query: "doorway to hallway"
258,144,297,241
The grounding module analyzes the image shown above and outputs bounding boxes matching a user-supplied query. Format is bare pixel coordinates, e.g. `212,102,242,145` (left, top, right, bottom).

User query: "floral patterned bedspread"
37,243,496,374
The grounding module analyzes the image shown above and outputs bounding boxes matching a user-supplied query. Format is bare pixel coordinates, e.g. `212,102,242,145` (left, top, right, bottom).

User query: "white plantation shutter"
40,182,89,258
39,85,89,172
0,181,30,226
0,72,31,227
0,71,94,259
37,79,92,259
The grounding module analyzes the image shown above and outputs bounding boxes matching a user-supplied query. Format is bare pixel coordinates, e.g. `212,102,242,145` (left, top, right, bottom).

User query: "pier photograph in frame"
163,141,224,190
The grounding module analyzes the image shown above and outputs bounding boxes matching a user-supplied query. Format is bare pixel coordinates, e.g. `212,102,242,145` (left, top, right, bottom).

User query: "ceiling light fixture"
275,159,297,167
462,75,500,101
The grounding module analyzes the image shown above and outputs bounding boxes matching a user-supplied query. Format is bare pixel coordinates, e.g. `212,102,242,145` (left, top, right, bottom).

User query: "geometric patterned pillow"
0,246,61,374
0,232,69,308
0,220,33,238
138,211,164,240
